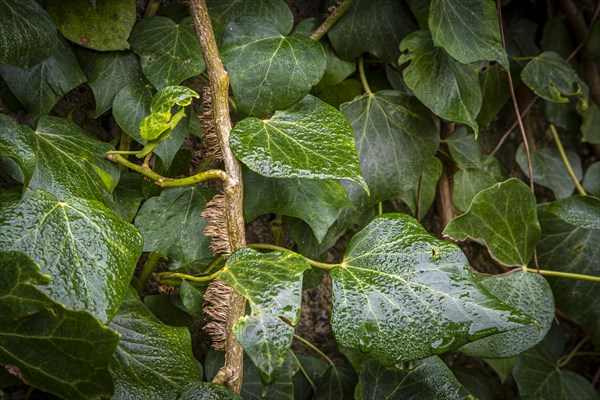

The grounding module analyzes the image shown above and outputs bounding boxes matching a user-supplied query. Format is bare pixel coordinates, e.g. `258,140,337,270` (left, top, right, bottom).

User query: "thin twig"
310,0,353,41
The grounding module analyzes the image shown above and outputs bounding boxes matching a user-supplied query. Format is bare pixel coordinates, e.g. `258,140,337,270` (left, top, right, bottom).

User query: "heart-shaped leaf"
400,31,482,134
221,17,325,117
429,0,508,68
109,289,202,399
330,213,534,365
0,115,119,205
444,178,540,266
452,156,505,212
46,0,135,51
231,95,368,192
129,16,206,89
0,0,57,67
0,251,120,400
0,190,143,322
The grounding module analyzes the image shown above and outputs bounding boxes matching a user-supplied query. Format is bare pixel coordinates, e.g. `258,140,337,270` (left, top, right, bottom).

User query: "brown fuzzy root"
203,280,234,350
199,85,223,162
201,194,232,256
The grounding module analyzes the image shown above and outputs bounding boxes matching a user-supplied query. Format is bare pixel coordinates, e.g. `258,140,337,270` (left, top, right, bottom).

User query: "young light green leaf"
327,0,417,64
0,190,143,323
397,156,443,219
129,16,206,89
243,169,352,243
140,85,199,141
109,289,202,399
0,252,120,400
135,187,216,269
46,0,135,51
521,51,589,108
582,162,600,196
429,0,509,68
339,91,439,209
452,156,506,212
330,213,534,365
444,178,540,266
0,115,119,205
177,382,243,400
231,95,368,192
221,17,325,117
0,36,86,120
400,31,482,134
0,0,57,67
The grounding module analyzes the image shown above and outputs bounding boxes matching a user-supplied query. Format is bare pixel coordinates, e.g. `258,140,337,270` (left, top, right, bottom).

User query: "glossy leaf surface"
0,190,143,322
397,156,442,219
452,156,505,212
330,213,534,365
444,179,540,266
221,17,325,117
231,95,368,191
177,382,242,400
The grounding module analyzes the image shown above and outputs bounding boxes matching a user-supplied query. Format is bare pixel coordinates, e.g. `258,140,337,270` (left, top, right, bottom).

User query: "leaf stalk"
522,265,600,283
549,124,587,196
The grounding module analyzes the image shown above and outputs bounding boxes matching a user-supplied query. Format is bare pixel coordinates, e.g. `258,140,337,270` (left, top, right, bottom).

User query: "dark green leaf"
231,95,368,191
516,143,582,199
243,169,352,243
179,281,207,319
397,156,443,219
144,294,193,327
540,15,576,59
406,0,431,29
222,17,325,117
339,91,439,209
580,101,600,144
545,100,580,132
444,179,540,266
446,127,483,169
582,162,600,196
141,148,192,199
400,31,482,134
504,19,540,69
46,0,135,51
129,16,205,89
429,0,508,68
331,213,534,364
315,365,357,400
477,64,511,126
75,48,143,117
109,289,201,399
0,0,57,67
452,156,505,212
451,366,494,400
311,79,364,109
327,0,417,64
588,19,600,58
292,355,328,400
0,190,143,322
0,37,86,120
178,382,242,400
135,187,216,268
0,115,119,205
109,173,144,222
483,357,516,383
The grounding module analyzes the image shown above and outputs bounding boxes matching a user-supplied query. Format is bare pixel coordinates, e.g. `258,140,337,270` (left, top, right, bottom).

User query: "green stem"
522,266,600,283
294,334,335,367
556,336,589,368
203,255,226,274
140,252,162,288
246,243,340,270
291,353,318,394
377,202,383,216
358,56,373,95
310,0,353,41
156,269,223,284
550,124,587,196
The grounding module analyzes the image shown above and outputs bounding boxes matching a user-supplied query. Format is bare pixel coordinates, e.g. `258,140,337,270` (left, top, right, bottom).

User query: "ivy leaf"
0,0,57,67
330,213,534,365
483,358,516,383
75,48,143,117
537,196,600,347
221,17,325,117
0,251,120,400
217,248,310,382
429,0,508,68
0,190,143,322
314,365,357,400
400,31,482,134
444,179,540,266
516,143,582,199
177,382,243,400
580,101,600,144
0,36,86,120
582,162,600,196
358,358,468,400
521,51,589,109
397,156,443,219
231,95,368,192
339,91,439,209
451,366,494,400
327,0,417,64
452,156,506,212
460,271,554,358
477,64,511,126
109,173,144,223
109,289,202,399
541,15,577,59
129,16,206,90
0,115,119,205
243,169,351,243
45,0,135,51
446,127,482,169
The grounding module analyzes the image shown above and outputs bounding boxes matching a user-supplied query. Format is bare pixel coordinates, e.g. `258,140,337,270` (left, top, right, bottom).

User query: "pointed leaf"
429,0,508,68
397,156,443,218
477,64,511,126
314,365,357,400
130,16,206,89
339,91,439,209
400,31,482,134
444,179,540,266
221,17,325,117
331,213,534,364
446,127,483,169
231,95,368,191
0,190,143,322
0,0,57,67
109,289,202,399
582,162,600,196
46,0,135,51
0,115,119,205
178,382,242,400
452,156,505,212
